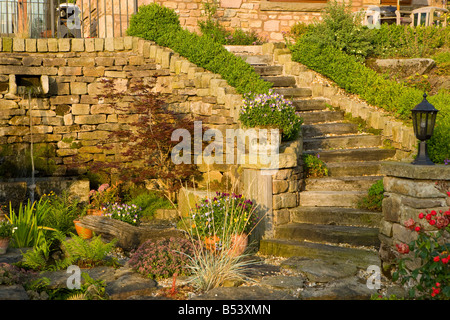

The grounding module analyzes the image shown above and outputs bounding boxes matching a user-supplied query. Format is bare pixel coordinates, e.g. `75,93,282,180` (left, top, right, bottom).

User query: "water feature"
17,76,44,204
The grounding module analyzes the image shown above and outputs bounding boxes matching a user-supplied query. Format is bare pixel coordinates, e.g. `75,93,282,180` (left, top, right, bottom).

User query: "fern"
61,234,117,268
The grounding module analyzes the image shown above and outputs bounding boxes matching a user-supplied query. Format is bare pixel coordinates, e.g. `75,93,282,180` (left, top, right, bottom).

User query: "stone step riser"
292,99,329,112
303,148,396,163
326,163,382,177
298,111,345,124
299,191,366,208
302,123,359,138
290,207,381,228
259,239,381,268
274,224,380,248
304,176,382,192
237,54,272,65
273,87,312,98
261,76,296,87
253,65,284,76
303,135,383,151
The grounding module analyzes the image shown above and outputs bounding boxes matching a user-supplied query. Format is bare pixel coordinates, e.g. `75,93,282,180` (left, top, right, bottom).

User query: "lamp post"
411,94,438,165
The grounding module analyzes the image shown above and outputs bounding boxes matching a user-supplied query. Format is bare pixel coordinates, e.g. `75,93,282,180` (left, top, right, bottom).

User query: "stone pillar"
379,161,450,272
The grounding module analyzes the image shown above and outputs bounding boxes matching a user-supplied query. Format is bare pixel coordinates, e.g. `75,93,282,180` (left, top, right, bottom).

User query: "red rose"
414,226,421,232
418,213,424,219
429,219,436,225
433,256,440,262
426,214,432,220
431,210,437,216
442,258,448,264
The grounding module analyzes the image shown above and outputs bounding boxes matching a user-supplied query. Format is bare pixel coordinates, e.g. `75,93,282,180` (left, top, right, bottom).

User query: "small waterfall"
18,84,43,204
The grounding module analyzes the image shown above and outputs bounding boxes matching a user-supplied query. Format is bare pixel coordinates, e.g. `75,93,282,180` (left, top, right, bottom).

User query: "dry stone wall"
379,162,450,271
0,37,304,236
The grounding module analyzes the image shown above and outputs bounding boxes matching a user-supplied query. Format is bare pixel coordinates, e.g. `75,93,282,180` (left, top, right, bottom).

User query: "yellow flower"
192,224,196,229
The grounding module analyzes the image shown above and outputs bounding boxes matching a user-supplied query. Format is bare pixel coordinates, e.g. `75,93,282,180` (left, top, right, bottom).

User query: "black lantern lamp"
411,94,438,165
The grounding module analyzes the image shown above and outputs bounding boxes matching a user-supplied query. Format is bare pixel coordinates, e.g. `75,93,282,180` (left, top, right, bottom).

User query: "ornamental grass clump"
239,89,303,141
181,191,261,292
393,206,450,299
128,237,195,280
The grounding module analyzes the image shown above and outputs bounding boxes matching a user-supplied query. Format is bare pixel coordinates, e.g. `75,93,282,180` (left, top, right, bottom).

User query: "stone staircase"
229,46,397,268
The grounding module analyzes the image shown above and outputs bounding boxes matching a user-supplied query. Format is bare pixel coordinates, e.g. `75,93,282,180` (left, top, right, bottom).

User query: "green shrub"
372,24,449,58
302,154,328,178
357,179,384,211
303,0,375,61
127,4,271,95
127,190,173,220
127,3,181,40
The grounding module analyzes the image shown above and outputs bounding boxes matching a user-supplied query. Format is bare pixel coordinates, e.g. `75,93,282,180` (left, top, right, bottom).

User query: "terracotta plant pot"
0,237,10,255
228,233,248,257
87,209,103,216
73,220,93,239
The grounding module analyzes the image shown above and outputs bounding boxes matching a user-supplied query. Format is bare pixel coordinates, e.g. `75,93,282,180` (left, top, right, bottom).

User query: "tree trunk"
77,215,188,251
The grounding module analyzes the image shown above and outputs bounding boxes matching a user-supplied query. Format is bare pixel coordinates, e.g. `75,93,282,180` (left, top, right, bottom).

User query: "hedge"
127,3,272,95
291,36,450,163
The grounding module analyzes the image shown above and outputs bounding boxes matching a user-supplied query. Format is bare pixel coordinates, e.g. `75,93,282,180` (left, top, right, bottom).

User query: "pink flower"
436,216,449,229
396,243,410,254
98,183,110,192
404,218,415,230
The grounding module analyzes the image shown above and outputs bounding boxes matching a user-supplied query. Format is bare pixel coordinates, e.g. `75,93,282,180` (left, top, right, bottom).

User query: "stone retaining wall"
0,36,245,185
379,162,450,271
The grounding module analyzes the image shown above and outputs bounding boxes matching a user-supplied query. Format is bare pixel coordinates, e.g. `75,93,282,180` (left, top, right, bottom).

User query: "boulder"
372,58,435,77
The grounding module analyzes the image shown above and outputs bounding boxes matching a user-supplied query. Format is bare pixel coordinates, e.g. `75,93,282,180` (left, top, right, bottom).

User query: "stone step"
274,223,380,247
261,76,296,87
290,206,381,228
292,98,329,112
272,87,312,98
253,65,284,76
303,134,383,151
304,176,382,192
237,54,272,65
326,161,383,177
299,190,367,208
297,110,345,124
302,122,359,138
303,148,396,163
259,239,380,268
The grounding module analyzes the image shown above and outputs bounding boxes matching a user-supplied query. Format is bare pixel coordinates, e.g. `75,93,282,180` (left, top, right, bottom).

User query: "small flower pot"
73,220,93,239
0,237,10,255
87,209,104,216
228,233,248,257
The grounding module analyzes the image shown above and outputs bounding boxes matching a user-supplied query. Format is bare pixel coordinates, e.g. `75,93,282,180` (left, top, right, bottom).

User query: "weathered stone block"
71,39,85,52
71,104,90,115
70,82,87,95
12,38,25,52
74,114,107,125
273,192,297,209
